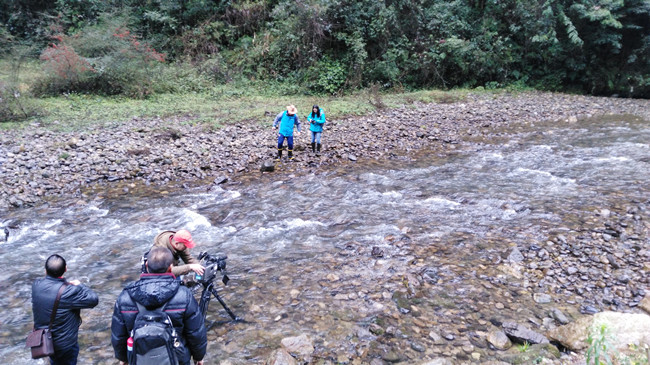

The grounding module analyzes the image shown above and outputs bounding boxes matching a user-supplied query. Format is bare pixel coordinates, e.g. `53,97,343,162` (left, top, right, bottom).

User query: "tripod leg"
199,284,213,321
209,286,240,321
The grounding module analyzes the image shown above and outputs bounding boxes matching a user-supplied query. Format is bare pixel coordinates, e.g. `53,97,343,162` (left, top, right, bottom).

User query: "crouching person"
111,247,207,365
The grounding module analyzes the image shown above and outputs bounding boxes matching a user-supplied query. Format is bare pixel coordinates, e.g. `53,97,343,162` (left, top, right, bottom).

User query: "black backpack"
129,300,180,365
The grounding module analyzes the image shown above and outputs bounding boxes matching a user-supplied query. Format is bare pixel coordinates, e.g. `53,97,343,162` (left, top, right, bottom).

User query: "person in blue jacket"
307,105,326,155
272,105,301,160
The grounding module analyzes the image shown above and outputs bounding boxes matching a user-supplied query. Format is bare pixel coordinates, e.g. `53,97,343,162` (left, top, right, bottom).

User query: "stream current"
1,114,648,364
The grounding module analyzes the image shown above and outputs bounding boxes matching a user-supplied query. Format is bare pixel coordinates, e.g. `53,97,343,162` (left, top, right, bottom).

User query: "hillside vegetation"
1,0,648,124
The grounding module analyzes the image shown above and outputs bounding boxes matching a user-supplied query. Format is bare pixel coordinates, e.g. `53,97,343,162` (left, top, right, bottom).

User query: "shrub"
92,26,166,98
38,35,95,93
0,83,41,123
0,23,14,54
33,14,167,98
310,57,347,95
1,49,42,123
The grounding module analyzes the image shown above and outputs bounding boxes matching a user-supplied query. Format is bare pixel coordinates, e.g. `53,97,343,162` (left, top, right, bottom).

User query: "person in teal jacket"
272,105,301,160
307,105,326,155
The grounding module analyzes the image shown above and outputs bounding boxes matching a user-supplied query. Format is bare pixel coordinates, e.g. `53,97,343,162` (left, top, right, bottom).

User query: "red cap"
173,229,196,249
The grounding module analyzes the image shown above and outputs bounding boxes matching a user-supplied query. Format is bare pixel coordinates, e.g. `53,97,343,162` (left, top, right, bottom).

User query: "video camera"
194,252,241,321
196,252,229,286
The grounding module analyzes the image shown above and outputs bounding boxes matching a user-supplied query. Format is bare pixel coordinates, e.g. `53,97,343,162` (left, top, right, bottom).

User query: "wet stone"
443,333,455,341
429,331,444,344
502,322,549,344
487,330,512,350
381,351,401,362
507,247,525,263
411,341,426,352
550,308,570,325
533,293,552,304
580,305,600,314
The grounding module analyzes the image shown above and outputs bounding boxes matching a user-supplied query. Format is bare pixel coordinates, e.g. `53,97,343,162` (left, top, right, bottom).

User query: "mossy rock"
497,343,560,364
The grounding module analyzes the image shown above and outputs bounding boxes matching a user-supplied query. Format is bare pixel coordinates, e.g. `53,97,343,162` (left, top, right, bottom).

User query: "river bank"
1,91,648,210
0,93,649,364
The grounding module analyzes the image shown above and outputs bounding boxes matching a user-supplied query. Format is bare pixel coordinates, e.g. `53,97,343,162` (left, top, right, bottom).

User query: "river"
1,114,648,364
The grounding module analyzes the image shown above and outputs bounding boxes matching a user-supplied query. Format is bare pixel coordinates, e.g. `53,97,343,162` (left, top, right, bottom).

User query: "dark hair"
147,247,174,273
45,254,66,277
310,105,321,118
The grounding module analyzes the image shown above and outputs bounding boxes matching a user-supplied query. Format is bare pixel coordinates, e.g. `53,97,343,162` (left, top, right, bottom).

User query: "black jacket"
111,273,207,364
31,276,99,351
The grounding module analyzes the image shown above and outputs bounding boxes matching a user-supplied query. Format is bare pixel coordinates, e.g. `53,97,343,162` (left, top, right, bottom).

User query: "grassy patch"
2,87,473,132
1,58,481,132
0,58,43,90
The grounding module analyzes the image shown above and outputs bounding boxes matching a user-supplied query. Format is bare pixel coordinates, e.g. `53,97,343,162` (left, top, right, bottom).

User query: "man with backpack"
111,247,207,365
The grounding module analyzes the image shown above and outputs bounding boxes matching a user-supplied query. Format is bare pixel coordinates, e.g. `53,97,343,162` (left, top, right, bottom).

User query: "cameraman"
151,229,204,277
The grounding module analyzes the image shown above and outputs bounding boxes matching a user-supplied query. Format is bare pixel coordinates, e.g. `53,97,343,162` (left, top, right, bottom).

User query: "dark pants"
50,343,79,365
277,134,294,150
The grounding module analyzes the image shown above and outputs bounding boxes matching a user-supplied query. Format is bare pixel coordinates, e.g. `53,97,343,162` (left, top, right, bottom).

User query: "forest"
1,0,649,122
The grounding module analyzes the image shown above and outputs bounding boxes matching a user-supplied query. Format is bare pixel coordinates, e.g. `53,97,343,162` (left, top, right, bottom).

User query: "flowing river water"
1,114,648,364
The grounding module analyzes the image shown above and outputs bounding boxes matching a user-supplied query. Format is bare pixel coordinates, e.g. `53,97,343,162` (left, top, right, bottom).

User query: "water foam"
177,209,213,230
424,196,461,207
515,168,576,184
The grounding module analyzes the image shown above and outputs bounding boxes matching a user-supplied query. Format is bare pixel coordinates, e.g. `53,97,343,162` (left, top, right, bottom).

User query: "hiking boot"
288,149,294,160
311,142,316,154
316,143,321,156
275,149,282,161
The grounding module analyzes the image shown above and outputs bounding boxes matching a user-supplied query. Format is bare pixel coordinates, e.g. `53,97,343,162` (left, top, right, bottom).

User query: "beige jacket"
152,230,200,276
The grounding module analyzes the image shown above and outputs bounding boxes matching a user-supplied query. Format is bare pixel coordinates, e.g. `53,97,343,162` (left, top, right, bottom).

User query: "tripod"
198,280,242,322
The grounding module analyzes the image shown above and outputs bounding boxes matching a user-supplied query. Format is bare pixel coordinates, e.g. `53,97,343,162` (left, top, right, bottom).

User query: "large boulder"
547,311,650,352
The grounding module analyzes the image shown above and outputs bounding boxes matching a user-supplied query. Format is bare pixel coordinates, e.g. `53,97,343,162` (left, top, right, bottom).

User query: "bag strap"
48,283,69,330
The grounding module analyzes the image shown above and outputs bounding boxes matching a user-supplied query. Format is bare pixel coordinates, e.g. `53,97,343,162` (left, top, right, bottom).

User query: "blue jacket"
273,111,301,137
111,273,207,365
308,109,326,133
32,276,99,351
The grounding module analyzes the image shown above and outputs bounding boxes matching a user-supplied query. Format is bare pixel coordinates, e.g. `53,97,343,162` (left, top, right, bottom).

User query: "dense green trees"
1,0,648,97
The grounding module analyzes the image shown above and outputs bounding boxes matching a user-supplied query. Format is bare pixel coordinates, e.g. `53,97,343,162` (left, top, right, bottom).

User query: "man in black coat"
32,254,99,365
111,246,207,365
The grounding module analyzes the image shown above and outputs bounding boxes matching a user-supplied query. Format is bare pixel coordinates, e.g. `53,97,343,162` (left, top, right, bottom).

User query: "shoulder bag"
26,283,68,359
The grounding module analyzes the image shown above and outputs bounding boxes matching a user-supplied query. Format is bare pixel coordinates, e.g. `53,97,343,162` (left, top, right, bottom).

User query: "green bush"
0,83,41,123
0,23,13,54
33,15,168,98
310,57,347,95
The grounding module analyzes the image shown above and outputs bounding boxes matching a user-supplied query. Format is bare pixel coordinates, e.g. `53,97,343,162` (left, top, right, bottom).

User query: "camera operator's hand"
188,264,205,275
195,361,204,365
69,279,81,286
120,362,127,365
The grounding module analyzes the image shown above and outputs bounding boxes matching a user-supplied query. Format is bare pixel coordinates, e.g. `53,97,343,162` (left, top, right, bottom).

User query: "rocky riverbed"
1,90,649,364
1,91,648,210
